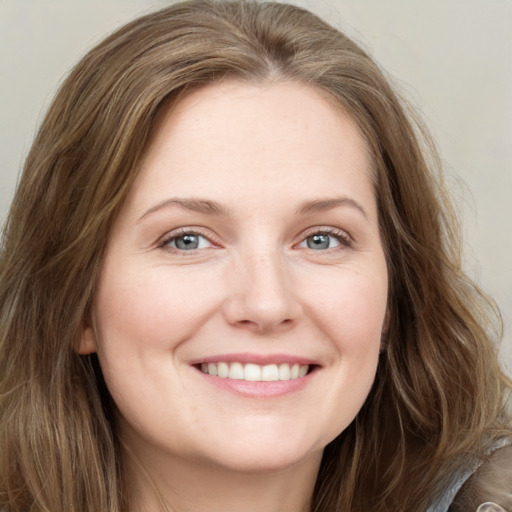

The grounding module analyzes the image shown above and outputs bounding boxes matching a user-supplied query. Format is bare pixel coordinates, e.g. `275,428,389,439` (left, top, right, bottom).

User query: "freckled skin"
81,81,388,509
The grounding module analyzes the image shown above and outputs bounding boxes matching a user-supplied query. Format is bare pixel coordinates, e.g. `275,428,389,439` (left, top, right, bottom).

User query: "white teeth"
261,364,279,381
200,362,310,381
228,362,244,380
217,362,229,378
244,363,262,381
278,363,291,380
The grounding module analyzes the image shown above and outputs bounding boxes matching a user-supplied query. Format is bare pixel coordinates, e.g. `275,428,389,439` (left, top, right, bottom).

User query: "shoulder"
426,439,512,512
449,442,512,512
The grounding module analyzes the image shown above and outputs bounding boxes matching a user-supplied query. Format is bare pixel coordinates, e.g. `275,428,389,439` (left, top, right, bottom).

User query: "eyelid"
296,226,353,249
157,226,220,252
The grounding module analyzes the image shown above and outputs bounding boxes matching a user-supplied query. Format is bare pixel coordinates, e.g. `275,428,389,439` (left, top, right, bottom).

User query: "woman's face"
82,81,388,474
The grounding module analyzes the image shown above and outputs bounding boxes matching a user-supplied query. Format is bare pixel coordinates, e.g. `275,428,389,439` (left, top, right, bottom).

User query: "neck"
123,440,322,512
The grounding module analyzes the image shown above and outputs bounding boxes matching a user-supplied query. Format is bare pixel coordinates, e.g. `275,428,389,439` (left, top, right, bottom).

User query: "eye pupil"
175,234,199,250
307,234,330,250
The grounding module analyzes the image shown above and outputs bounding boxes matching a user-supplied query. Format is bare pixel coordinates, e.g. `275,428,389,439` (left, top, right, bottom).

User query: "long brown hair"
1,1,510,511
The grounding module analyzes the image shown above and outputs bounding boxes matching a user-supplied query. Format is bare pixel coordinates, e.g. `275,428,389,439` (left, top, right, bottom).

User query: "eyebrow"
137,195,368,223
295,197,369,220
137,197,231,222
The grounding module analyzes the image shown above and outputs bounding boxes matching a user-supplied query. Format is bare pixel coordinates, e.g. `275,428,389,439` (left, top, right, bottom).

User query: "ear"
78,326,97,355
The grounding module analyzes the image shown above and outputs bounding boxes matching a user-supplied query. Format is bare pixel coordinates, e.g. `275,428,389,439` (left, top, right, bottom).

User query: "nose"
222,251,302,334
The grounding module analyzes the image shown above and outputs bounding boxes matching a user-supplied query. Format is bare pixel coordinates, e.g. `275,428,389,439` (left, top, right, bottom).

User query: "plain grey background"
1,0,511,367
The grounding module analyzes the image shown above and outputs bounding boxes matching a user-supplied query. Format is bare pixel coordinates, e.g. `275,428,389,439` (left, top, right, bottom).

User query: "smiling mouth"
198,362,312,382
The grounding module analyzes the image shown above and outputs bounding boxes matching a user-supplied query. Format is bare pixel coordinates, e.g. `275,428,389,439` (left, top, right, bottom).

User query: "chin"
209,450,321,474
195,431,326,474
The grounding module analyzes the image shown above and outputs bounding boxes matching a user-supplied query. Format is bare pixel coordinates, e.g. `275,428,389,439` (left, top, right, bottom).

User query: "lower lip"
193,367,316,398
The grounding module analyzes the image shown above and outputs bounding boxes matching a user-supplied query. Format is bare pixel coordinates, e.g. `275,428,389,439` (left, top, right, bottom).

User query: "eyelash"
158,228,216,253
298,227,352,252
157,226,352,254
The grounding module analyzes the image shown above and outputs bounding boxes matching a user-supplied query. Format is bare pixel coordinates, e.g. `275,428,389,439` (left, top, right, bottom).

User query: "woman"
0,1,510,511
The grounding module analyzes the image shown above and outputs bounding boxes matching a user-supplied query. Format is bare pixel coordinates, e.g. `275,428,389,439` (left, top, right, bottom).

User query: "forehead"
123,80,376,222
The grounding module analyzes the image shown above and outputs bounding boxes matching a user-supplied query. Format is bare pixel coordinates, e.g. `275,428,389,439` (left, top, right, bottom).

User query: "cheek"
94,264,221,352
304,267,387,434
306,266,388,348
91,265,221,433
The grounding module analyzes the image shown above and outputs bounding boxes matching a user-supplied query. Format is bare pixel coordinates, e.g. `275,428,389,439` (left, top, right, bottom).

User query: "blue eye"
298,230,349,251
305,233,340,250
162,232,213,251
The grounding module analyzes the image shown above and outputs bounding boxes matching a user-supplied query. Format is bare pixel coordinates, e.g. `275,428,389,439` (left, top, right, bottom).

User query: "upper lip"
189,352,319,366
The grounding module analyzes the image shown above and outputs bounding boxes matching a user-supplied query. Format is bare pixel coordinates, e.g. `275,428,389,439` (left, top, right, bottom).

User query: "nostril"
235,319,261,332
